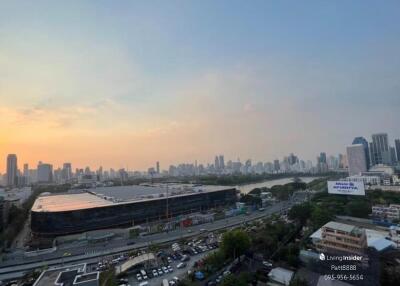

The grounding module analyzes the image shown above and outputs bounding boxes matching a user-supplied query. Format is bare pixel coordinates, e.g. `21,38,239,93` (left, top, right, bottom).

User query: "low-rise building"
315,222,367,255
34,263,99,286
371,204,400,224
345,175,380,185
268,267,294,286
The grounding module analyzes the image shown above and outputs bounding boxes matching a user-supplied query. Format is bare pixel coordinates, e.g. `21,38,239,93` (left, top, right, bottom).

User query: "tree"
221,272,251,286
288,203,312,224
221,229,250,262
311,206,332,228
289,277,309,286
345,200,371,218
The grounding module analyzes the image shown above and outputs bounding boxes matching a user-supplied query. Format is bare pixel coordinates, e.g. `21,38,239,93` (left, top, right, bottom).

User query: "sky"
0,0,400,172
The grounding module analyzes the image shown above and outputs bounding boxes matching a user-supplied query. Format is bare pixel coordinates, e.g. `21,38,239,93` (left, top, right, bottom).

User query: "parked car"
176,262,186,269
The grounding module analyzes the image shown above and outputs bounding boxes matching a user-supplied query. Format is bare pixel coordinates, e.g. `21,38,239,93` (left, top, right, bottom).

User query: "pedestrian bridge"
115,253,155,275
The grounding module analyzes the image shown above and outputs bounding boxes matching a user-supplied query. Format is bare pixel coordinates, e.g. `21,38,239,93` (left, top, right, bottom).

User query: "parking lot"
86,232,219,286
128,235,219,286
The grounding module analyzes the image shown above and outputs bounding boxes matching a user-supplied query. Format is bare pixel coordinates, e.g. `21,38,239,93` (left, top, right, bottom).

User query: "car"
158,269,163,275
139,282,148,286
136,274,142,281
169,281,176,285
118,278,128,284
176,262,186,269
187,229,192,233
223,270,231,276
173,277,179,282
162,266,168,273
262,260,273,268
181,255,190,262
216,276,222,283
168,265,173,272
152,269,158,277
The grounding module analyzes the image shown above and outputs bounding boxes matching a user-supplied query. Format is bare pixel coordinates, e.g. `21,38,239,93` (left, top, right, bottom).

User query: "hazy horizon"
1,1,399,173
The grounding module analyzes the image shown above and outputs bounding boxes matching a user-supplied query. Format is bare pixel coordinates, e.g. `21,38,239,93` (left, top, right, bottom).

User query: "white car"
152,269,158,277
262,261,273,267
168,265,173,272
176,262,186,269
136,274,142,281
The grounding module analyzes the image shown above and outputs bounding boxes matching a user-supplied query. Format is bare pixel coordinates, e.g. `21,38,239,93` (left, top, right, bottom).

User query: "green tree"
221,229,250,262
220,274,247,286
288,203,312,224
311,206,332,228
289,277,309,286
345,200,371,218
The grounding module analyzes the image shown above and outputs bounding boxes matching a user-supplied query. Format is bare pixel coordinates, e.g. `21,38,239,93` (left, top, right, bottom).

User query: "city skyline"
1,1,400,172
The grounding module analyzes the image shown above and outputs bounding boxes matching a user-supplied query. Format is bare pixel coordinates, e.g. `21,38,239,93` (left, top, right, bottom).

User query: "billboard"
327,181,365,196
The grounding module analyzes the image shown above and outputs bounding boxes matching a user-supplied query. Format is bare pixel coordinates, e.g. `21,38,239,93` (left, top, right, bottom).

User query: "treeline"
195,173,329,186
247,181,307,201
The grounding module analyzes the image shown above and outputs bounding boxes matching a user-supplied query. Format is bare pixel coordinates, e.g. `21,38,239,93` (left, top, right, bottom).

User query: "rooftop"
268,267,294,286
33,264,99,286
322,221,360,234
32,184,235,212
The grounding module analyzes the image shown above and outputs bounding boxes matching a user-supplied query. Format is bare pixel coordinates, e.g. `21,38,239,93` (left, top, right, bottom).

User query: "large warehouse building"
31,184,238,236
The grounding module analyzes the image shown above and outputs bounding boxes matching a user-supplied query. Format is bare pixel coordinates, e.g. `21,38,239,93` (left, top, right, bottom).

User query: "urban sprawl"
1,132,400,286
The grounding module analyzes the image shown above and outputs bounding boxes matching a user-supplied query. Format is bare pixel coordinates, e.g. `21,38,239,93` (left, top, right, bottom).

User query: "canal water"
238,177,319,194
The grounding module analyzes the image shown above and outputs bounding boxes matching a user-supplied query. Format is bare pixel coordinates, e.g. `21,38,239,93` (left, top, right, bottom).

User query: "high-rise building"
273,160,280,172
218,155,225,170
390,147,397,165
6,154,18,187
156,161,160,174
214,156,220,170
317,152,328,173
347,144,367,176
62,163,72,181
395,139,400,163
319,152,327,164
352,137,371,168
370,133,390,165
37,163,53,183
23,163,29,185
288,153,298,165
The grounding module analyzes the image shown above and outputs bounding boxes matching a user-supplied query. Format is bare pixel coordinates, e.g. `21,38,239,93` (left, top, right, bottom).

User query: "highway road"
0,193,309,281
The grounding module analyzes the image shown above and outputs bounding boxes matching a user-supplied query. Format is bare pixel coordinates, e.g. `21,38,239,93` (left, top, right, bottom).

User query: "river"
238,177,319,194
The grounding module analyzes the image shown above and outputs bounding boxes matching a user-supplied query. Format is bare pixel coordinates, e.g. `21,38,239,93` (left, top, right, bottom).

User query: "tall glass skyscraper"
352,137,371,168
370,133,390,165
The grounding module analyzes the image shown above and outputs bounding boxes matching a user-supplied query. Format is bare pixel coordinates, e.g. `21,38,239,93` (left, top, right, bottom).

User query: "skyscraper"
317,152,328,173
37,163,53,183
319,152,327,164
395,139,400,163
370,133,390,165
218,155,225,170
62,163,72,181
390,147,397,165
23,163,29,185
156,161,160,174
6,154,18,187
214,156,220,170
352,137,370,168
347,144,367,176
273,160,280,172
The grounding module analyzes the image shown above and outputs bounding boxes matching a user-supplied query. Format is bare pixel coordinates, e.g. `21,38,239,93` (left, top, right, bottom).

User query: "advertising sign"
327,181,365,196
